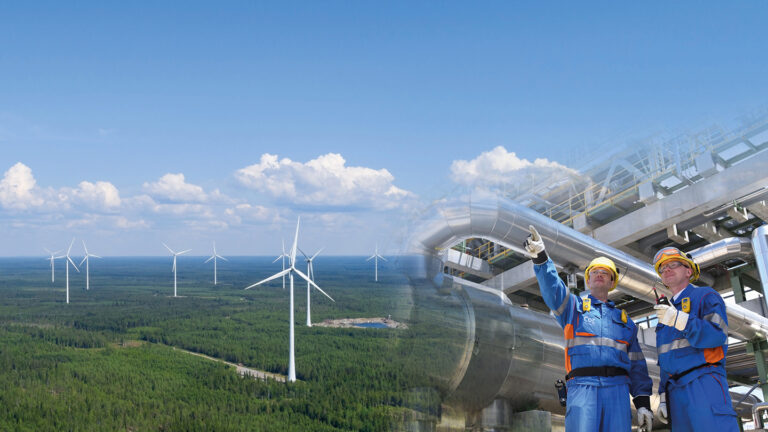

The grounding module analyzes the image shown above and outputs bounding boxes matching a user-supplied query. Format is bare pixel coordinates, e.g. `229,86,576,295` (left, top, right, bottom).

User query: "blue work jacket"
534,258,652,396
656,284,729,393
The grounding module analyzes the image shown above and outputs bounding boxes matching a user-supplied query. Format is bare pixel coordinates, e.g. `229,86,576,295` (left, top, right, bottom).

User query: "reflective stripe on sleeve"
658,339,691,355
565,336,629,352
554,294,570,317
628,351,645,361
703,312,729,334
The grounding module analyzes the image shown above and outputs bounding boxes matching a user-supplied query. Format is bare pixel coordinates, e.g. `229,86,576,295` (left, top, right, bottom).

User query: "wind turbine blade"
366,255,375,261
379,255,388,261
204,255,215,263
298,247,309,261
272,255,282,263
172,258,176,273
82,240,88,255
91,254,101,259
294,268,334,302
162,242,175,254
67,238,75,255
44,247,52,254
217,255,228,261
177,249,191,255
245,268,291,289
68,256,80,272
311,247,323,260
290,216,300,266
79,256,87,267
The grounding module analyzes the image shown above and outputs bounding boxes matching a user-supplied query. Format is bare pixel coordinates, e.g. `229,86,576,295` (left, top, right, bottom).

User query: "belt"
566,366,628,380
669,362,722,381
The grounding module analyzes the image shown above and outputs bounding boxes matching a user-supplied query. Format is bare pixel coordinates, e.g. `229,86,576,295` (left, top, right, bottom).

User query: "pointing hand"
524,225,545,257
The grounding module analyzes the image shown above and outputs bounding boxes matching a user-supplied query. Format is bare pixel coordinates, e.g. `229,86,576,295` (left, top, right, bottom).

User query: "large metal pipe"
752,224,768,312
690,236,753,268
406,193,768,341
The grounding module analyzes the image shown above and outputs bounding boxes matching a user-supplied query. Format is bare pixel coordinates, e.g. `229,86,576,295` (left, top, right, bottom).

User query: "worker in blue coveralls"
525,225,654,431
652,246,738,431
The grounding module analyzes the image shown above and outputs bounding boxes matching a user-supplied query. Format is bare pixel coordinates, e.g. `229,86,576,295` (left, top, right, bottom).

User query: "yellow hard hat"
584,257,620,291
653,247,700,282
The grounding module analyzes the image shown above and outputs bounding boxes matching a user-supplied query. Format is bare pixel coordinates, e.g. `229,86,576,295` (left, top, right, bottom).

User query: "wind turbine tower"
44,248,61,283
245,217,334,382
204,241,227,285
366,244,387,282
59,239,79,304
303,247,323,327
163,243,191,297
79,240,101,291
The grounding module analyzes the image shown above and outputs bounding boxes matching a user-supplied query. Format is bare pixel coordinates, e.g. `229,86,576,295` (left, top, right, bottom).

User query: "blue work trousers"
566,381,630,431
667,372,738,432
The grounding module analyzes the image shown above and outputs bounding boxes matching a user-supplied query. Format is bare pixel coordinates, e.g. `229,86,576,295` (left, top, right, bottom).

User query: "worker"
652,246,738,431
525,225,654,431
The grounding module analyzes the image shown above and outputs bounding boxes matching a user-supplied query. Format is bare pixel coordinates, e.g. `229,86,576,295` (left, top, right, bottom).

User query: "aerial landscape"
0,252,437,431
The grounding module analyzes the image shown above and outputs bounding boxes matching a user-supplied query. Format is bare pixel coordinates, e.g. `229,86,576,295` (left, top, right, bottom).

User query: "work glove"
637,407,654,431
656,393,668,425
654,304,689,331
524,225,547,263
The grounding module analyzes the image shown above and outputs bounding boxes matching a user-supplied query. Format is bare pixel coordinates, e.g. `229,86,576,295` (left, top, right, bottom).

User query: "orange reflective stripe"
564,324,574,373
564,324,574,339
575,332,595,337
703,346,724,363
616,339,629,345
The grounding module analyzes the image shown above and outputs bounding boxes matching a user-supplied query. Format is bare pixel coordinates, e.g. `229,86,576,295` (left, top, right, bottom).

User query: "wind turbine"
272,239,289,290
58,239,79,304
204,241,227,285
79,240,101,291
301,247,323,327
366,244,387,282
44,248,61,283
245,217,334,382
163,243,191,297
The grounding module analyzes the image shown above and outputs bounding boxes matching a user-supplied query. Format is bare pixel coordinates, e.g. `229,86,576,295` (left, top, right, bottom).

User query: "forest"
0,256,450,431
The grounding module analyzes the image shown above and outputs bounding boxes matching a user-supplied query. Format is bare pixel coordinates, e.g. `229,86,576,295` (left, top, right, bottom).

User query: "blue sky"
1,1,767,256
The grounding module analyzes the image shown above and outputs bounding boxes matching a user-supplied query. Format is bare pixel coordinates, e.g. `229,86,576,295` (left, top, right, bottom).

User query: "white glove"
656,393,668,425
637,407,654,431
524,225,545,257
654,304,688,331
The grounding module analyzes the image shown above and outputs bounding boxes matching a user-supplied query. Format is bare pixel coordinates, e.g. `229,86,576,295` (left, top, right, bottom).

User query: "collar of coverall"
672,284,695,304
587,294,615,307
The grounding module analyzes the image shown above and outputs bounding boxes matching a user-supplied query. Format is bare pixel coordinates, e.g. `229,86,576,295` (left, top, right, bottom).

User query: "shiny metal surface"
403,267,659,415
689,236,753,268
752,225,768,314
406,194,768,341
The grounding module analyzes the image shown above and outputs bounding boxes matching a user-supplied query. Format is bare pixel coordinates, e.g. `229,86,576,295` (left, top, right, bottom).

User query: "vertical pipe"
751,225,768,310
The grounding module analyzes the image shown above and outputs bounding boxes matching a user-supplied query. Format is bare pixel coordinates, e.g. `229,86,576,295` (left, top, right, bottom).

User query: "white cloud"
143,173,208,203
450,146,578,186
71,180,121,209
225,203,282,225
0,162,44,209
235,153,415,209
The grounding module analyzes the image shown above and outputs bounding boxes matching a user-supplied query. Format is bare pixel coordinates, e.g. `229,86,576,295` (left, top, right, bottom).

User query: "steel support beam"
592,150,768,248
